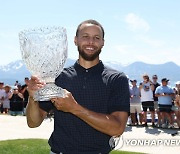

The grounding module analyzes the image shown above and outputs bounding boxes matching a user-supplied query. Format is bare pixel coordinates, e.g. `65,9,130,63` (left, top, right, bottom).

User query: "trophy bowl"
19,26,68,101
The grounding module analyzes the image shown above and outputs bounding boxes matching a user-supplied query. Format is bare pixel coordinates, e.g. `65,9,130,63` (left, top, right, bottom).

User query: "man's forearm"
71,103,128,136
26,96,47,128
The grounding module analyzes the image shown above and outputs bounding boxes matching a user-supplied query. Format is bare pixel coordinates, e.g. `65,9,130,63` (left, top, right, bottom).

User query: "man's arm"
72,106,128,136
26,76,47,128
52,90,128,136
150,83,155,91
26,96,47,128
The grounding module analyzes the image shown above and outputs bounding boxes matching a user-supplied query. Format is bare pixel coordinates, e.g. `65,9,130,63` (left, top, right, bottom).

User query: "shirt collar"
74,60,104,74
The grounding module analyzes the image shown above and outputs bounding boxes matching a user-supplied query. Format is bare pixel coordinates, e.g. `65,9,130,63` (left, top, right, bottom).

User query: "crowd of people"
0,77,29,116
128,74,180,129
1,74,180,129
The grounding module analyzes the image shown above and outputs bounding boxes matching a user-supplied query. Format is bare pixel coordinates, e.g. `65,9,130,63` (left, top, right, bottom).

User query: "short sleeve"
170,88,175,94
108,73,130,114
155,87,159,94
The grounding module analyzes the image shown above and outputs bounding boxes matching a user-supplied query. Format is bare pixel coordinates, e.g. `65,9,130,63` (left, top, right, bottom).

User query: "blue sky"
0,0,180,66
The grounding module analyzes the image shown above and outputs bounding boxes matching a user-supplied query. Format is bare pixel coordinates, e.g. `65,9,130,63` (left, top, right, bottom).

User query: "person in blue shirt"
155,78,175,128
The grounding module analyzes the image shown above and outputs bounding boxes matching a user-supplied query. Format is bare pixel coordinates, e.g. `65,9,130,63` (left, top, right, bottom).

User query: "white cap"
175,81,180,85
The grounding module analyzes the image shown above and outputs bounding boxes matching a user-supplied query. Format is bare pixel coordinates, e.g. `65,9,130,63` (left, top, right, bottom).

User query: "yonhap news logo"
109,136,180,150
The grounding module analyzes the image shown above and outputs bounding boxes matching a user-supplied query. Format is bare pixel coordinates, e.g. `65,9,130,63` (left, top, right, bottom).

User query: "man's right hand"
27,76,46,97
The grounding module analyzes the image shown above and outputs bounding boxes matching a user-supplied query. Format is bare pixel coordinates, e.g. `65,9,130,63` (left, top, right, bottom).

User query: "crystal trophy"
19,26,68,101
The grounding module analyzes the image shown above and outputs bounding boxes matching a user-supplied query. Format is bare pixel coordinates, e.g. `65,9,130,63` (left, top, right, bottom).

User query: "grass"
0,139,50,154
0,139,142,154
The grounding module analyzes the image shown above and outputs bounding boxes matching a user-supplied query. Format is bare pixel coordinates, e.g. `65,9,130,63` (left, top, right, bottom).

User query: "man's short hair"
76,19,105,39
152,75,158,79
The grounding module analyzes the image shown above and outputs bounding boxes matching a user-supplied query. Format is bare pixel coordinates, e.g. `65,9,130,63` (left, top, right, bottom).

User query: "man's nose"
88,37,95,44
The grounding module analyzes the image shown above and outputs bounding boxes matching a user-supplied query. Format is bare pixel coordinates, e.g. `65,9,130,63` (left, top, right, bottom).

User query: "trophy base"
33,83,65,101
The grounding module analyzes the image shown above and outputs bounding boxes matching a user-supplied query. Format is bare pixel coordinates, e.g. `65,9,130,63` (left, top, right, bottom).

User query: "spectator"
174,81,180,128
139,74,155,127
21,77,29,115
0,81,6,113
129,79,142,125
2,85,11,114
152,75,161,127
14,80,20,86
9,86,24,116
155,78,175,128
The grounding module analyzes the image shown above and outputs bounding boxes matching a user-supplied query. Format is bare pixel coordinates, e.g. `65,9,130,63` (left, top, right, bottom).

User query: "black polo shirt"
39,61,130,154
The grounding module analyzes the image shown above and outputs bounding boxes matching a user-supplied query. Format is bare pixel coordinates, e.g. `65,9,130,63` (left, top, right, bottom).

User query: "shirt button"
83,85,86,89
86,70,88,72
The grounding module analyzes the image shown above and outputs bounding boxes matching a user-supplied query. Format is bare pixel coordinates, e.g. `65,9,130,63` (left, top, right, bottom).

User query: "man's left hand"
51,89,78,113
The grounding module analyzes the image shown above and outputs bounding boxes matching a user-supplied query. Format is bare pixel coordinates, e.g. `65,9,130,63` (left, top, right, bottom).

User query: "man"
152,75,161,127
129,79,142,125
0,81,6,113
174,81,180,128
139,74,155,127
9,86,24,116
26,19,130,154
155,78,175,128
21,77,29,115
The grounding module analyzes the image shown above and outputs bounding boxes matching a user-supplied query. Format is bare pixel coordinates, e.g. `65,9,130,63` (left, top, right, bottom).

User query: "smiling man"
26,19,130,154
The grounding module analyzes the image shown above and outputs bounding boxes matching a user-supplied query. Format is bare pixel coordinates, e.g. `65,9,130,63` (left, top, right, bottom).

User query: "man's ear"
74,36,77,46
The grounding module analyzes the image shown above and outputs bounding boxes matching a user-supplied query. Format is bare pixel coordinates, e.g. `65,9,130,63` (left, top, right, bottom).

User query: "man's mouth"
85,47,95,51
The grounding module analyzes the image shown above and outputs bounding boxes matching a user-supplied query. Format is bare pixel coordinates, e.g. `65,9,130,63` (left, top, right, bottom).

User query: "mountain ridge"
0,59,179,85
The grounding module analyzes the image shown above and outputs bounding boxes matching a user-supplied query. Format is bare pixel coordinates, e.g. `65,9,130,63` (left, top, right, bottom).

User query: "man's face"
131,81,137,86
152,76,158,83
13,89,19,94
162,81,168,86
74,23,104,61
176,84,180,89
143,76,149,83
0,83,4,89
25,79,29,85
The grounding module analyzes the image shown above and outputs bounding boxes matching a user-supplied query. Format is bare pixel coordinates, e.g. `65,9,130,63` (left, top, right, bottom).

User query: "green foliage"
110,150,143,154
0,139,142,154
0,139,50,154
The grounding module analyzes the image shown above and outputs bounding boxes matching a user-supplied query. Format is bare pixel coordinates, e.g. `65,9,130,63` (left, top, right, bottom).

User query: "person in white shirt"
0,82,6,113
3,85,11,114
139,74,155,127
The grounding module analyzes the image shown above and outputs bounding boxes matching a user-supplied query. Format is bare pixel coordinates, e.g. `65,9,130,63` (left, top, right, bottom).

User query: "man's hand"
51,89,128,136
27,76,46,97
51,89,78,113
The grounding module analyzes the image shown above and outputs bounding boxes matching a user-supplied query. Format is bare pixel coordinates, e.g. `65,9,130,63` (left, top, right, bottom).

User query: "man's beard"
78,46,102,61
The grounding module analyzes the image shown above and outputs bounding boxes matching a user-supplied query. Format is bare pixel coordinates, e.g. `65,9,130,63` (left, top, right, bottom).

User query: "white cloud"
114,44,131,54
135,35,165,47
104,42,180,66
125,13,150,33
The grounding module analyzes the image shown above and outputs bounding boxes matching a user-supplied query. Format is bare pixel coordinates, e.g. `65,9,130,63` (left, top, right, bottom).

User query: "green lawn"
0,139,142,154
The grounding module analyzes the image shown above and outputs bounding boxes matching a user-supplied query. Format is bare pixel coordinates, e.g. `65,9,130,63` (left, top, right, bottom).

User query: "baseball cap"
130,79,137,82
161,78,169,82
